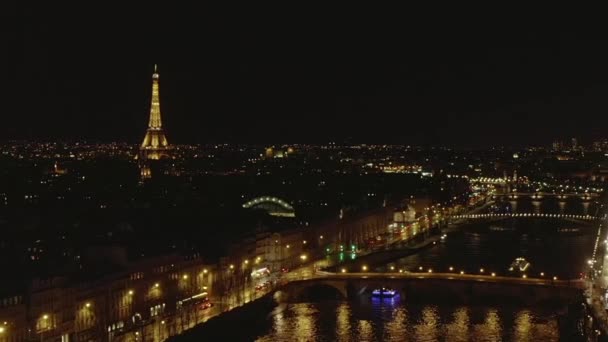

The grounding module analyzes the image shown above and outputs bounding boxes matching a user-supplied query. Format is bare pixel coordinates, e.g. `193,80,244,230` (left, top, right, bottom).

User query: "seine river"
175,214,596,341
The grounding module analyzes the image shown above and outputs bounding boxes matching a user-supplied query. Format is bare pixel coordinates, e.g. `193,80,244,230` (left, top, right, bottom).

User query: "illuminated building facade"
0,255,216,342
139,65,170,161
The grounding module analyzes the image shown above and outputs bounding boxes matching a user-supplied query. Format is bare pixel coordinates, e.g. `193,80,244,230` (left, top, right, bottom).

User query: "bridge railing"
451,212,601,220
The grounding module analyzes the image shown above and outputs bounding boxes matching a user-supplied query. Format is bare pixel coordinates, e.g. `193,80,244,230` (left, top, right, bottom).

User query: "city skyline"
5,11,608,341
7,14,608,146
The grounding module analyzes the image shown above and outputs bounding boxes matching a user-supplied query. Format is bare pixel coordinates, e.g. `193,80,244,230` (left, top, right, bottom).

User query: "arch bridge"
242,196,296,217
451,212,602,223
493,192,598,201
279,272,583,305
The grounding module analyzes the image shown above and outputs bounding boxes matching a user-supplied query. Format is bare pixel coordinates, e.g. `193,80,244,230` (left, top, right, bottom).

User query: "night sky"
5,11,608,146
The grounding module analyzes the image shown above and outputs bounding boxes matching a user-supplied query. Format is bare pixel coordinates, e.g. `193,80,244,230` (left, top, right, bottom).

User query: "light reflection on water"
256,300,560,341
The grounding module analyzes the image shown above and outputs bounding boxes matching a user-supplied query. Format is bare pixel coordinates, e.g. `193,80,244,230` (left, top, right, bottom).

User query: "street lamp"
362,265,368,271
300,254,307,261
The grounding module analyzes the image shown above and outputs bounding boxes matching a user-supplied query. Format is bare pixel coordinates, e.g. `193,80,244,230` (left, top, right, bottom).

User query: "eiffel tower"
139,64,170,160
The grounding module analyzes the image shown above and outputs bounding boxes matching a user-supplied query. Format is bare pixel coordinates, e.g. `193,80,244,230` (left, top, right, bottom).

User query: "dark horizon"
6,13,608,146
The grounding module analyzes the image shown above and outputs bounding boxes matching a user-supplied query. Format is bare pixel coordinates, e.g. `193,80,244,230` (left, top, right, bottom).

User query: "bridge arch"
282,280,348,301
242,196,295,217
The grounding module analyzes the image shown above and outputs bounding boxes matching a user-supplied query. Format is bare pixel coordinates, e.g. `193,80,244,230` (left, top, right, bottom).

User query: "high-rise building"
139,65,170,160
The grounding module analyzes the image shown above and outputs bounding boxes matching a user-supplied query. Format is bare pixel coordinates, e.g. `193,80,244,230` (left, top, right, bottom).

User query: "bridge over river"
278,271,585,305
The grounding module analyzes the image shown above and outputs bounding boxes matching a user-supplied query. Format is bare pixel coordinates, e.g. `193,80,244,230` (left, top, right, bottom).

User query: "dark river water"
256,299,563,341
378,218,596,279
176,210,597,341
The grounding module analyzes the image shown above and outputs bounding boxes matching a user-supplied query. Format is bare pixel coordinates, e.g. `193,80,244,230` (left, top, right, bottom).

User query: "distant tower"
139,64,170,160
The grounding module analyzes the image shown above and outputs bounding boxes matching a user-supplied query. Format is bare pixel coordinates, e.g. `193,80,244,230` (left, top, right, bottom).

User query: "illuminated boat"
509,257,530,272
372,287,397,297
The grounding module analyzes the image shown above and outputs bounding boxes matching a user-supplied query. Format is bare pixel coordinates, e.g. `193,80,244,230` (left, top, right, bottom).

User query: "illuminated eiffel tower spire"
140,64,170,160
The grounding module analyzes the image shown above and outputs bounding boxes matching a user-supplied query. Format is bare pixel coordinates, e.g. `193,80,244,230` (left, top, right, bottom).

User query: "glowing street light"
449,266,454,271
341,268,347,273
540,272,544,277
491,272,496,277
183,274,189,280
42,314,49,320
480,268,484,273
428,269,433,273
203,269,208,274
229,264,235,270
390,266,395,271
85,302,91,308
154,283,160,288
128,290,134,295
300,254,307,261
362,265,368,271
460,271,465,275
553,276,558,280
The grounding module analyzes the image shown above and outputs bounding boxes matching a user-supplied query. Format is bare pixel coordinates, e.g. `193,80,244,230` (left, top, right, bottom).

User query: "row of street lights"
337,264,559,281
